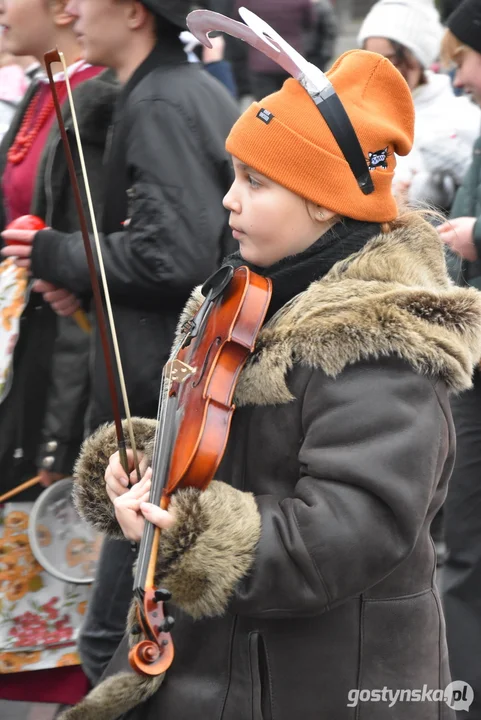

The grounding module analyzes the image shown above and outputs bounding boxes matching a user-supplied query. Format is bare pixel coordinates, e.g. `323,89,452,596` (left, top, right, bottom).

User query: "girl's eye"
248,175,261,189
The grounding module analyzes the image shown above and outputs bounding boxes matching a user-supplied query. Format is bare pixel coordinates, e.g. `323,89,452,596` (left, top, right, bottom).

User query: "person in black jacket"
0,0,117,702
3,0,239,687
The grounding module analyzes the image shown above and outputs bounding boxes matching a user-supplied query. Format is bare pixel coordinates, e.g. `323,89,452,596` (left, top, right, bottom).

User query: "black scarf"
224,219,381,321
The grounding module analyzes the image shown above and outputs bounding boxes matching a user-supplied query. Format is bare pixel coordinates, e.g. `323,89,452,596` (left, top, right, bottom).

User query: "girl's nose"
223,183,241,214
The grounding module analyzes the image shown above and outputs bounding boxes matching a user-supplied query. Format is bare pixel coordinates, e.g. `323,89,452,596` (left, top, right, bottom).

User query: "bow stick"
44,50,140,478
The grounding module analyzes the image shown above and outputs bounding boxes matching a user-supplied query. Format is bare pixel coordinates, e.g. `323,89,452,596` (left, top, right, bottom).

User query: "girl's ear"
306,201,338,225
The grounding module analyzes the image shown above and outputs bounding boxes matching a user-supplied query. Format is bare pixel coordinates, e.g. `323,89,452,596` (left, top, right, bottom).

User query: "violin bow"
44,50,140,478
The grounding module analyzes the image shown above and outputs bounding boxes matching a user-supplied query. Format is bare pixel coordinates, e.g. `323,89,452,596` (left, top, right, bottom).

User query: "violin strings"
150,362,170,498
138,342,177,577
150,336,185,502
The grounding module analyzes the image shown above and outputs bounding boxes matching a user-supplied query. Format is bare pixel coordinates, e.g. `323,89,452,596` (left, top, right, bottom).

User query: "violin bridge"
165,359,196,383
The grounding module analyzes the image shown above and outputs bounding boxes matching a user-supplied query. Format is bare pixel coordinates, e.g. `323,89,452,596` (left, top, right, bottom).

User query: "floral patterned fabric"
0,258,28,404
0,501,92,673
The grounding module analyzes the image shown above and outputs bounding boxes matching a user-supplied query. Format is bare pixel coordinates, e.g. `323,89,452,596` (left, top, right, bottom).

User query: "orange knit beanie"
226,50,415,222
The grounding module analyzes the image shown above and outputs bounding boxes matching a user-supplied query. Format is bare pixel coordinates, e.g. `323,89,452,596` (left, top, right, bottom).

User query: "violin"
129,264,272,675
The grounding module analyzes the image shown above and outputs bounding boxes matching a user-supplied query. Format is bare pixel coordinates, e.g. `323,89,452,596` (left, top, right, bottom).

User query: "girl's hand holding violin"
105,449,176,542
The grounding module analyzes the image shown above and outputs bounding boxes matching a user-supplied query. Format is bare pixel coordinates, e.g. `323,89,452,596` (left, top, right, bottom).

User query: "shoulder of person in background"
0,64,28,105
0,99,17,146
202,36,238,98
180,31,238,98
414,70,480,134
0,64,30,145
409,70,480,195
305,0,338,72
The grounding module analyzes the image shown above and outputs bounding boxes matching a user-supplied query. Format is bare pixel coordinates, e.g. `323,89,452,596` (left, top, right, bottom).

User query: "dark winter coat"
0,70,117,496
31,37,239,432
449,134,481,288
67,216,481,720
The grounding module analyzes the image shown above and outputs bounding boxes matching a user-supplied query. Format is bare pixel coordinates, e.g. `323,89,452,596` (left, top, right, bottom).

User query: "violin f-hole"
192,337,221,388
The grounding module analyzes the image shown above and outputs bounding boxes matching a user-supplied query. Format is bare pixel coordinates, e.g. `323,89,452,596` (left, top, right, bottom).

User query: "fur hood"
178,215,481,403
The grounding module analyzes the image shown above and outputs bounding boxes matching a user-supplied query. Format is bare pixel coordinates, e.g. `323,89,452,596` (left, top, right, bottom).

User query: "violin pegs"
153,588,172,603
158,616,175,634
131,623,142,635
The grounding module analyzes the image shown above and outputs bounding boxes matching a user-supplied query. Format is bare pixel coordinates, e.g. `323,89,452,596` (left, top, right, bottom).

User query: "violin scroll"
128,587,175,676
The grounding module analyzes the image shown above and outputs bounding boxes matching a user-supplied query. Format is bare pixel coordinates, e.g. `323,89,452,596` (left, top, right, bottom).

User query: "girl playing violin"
67,45,481,720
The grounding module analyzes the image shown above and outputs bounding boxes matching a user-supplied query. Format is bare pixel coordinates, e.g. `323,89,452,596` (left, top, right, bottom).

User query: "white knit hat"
358,0,444,69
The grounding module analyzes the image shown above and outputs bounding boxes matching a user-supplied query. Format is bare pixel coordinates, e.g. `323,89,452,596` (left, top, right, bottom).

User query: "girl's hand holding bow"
105,449,176,542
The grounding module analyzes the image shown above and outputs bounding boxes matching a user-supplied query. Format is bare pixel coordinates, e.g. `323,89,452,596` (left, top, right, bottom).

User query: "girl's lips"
231,228,245,240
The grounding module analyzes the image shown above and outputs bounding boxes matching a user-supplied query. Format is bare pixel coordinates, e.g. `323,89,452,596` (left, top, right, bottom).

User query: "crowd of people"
0,0,481,718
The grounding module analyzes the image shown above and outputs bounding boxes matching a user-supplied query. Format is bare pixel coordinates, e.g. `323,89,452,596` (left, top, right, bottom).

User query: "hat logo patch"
257,108,274,125
367,147,389,171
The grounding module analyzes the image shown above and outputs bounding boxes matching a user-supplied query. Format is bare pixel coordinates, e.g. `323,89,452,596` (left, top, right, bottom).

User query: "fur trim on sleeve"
73,418,158,538
59,599,164,720
58,672,163,720
155,480,261,619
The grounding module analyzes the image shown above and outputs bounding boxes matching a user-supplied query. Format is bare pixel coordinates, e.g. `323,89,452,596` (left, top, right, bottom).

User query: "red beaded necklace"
7,82,65,166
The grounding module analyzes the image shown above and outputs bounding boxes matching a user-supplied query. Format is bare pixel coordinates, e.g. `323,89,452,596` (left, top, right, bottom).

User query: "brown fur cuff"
73,418,157,538
59,672,163,720
155,481,261,619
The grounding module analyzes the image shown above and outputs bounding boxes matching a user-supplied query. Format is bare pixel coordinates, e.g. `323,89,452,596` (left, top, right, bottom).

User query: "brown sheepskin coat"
64,217,481,720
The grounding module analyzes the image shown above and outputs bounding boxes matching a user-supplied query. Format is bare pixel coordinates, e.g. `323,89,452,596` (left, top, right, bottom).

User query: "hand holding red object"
6,214,46,232
1,215,44,267
2,214,46,249
1,217,91,332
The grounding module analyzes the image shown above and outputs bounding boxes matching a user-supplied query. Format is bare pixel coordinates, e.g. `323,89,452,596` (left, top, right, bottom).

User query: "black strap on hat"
306,82,375,195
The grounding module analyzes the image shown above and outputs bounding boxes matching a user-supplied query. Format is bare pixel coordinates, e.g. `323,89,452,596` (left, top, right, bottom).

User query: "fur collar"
177,216,481,406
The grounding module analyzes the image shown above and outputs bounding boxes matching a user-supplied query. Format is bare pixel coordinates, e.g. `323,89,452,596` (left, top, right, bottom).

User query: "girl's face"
223,157,335,268
453,47,481,106
0,0,54,58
